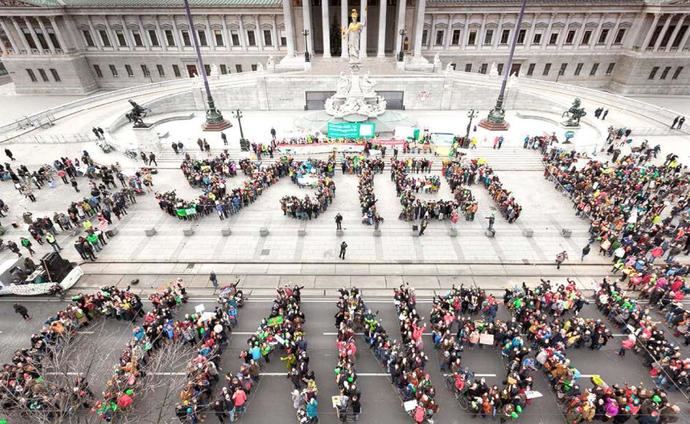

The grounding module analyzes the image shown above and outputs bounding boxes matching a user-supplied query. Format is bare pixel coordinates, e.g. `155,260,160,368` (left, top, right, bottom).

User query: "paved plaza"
0,67,689,424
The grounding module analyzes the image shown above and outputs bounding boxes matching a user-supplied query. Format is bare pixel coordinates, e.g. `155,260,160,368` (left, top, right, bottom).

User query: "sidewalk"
75,261,613,297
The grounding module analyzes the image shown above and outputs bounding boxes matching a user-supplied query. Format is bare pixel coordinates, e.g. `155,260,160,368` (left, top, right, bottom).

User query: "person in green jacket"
19,237,35,256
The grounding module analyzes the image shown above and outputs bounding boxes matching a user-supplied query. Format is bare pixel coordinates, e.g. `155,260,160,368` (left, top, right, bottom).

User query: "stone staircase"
465,146,545,171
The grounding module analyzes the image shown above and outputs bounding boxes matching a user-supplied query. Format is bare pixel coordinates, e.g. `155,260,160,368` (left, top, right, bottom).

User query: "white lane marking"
151,372,186,376
259,372,393,377
45,372,83,376
77,331,95,334
322,332,433,336
231,331,256,335
443,373,497,378
579,374,599,378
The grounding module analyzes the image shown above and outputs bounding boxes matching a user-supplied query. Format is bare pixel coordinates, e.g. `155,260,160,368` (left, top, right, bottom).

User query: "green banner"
327,122,376,139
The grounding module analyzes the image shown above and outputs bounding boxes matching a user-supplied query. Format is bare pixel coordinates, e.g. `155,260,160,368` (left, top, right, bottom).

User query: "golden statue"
342,8,365,62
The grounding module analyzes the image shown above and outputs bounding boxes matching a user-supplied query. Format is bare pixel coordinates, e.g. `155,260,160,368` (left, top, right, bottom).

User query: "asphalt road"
1,293,689,424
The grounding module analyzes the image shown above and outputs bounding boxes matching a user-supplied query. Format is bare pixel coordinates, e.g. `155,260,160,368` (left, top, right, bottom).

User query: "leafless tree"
0,321,124,424
109,339,196,424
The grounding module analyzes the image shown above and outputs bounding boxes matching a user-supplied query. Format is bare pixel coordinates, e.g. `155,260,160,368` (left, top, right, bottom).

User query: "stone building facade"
0,0,688,95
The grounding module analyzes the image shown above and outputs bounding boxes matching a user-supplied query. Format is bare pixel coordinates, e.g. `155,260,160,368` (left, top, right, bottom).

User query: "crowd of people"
392,159,460,226
596,279,690,393
95,283,188,421
348,156,384,227
333,288,363,421
180,153,238,189
431,285,532,421
175,283,243,423
543,147,689,265
1,286,143,420
362,283,438,423
157,157,293,220
442,158,521,223
201,285,318,423
280,158,336,221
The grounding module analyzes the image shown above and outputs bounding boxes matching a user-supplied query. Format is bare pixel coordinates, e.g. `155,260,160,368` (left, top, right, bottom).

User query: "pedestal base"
202,119,232,131
478,118,510,131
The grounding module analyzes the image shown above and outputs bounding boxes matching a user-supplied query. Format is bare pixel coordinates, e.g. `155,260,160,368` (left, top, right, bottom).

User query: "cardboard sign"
526,390,543,399
403,400,418,412
479,334,494,345
195,304,205,314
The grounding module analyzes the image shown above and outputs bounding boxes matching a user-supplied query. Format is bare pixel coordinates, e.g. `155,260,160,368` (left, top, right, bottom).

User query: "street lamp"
397,29,407,62
479,0,527,131
465,108,479,141
303,29,310,62
182,0,231,131
233,109,249,151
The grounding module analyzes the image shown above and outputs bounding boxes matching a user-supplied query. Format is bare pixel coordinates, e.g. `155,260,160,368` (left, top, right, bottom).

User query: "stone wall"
3,54,98,95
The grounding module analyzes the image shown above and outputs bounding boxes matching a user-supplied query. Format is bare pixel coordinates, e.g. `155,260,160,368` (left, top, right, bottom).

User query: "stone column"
49,17,68,51
557,14,570,48
359,0,367,57
220,16,230,51
443,14,452,49
377,0,387,57
527,13,538,47
321,0,331,57
1,19,20,52
303,0,314,55
238,15,248,51
429,14,436,50
589,15,604,48
170,15,182,50
493,13,503,49
206,16,215,50
256,15,264,50
151,15,164,50
606,14,622,49
541,13,554,50
12,18,30,52
0,37,6,55
24,18,42,52
653,14,672,51
477,13,486,49
341,0,348,58
412,0,426,57
137,16,151,49
282,0,296,57
641,13,660,50
395,0,405,58
121,16,135,50
271,15,279,49
104,17,118,50
37,18,56,53
665,14,685,52
678,18,690,51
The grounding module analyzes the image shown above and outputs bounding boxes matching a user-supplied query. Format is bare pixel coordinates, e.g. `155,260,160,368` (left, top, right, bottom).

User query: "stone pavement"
74,261,613,297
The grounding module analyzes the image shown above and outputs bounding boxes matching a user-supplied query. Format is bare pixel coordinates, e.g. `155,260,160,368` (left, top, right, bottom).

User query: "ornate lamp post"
182,0,231,131
303,29,311,62
233,109,249,151
465,108,478,140
479,0,527,131
397,29,407,62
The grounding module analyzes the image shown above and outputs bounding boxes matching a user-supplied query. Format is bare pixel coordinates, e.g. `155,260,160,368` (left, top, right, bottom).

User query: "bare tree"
108,339,196,424
0,321,125,424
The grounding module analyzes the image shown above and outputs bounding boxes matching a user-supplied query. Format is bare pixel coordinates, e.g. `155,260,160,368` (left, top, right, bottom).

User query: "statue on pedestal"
125,99,151,128
342,8,364,64
562,98,587,127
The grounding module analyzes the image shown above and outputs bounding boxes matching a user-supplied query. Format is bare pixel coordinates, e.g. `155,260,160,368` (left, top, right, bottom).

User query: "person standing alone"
339,241,348,260
335,213,343,230
555,250,568,269
210,271,219,293
14,303,30,320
